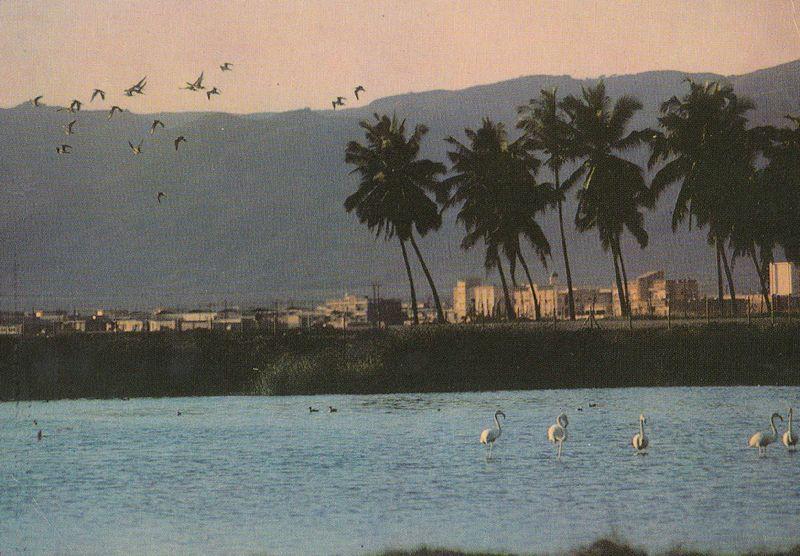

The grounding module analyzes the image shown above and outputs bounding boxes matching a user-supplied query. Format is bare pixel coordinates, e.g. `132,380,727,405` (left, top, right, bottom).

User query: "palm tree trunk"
719,242,737,317
750,247,772,312
408,232,445,323
496,256,516,320
616,238,632,316
517,252,541,321
555,168,576,320
716,239,725,318
611,245,627,317
399,238,419,325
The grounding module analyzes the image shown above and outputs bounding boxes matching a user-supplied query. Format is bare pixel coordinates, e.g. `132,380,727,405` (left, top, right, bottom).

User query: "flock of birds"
479,407,797,460
29,64,368,204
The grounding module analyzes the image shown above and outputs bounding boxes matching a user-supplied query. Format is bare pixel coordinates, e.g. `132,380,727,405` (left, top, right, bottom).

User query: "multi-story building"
452,280,496,321
614,270,699,316
367,298,404,326
525,286,614,319
317,295,369,328
770,262,799,296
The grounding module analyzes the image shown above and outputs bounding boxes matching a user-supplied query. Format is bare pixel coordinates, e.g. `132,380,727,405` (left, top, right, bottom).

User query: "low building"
114,318,147,332
63,318,87,332
0,323,23,335
149,317,177,332
212,309,243,331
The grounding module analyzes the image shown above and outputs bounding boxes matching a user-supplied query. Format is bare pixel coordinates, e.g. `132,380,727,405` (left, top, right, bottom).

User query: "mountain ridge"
1,60,798,309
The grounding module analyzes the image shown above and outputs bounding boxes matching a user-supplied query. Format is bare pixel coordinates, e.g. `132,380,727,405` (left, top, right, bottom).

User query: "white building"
770,262,800,296
452,280,496,321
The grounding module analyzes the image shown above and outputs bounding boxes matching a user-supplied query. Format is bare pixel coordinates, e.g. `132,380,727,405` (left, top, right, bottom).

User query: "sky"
0,0,799,114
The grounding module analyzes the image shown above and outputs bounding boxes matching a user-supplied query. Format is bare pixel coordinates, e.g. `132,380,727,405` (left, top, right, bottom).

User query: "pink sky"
1,0,798,113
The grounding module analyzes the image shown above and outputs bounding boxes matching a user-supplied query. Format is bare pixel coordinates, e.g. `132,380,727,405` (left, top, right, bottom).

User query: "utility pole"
667,294,671,329
371,282,382,328
771,294,775,327
13,245,19,315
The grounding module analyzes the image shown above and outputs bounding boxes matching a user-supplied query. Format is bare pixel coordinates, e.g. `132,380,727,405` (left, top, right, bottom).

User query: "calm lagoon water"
2,387,799,555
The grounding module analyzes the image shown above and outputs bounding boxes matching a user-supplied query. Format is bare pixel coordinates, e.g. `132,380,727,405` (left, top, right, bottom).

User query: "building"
0,323,23,335
367,298,404,326
615,270,699,317
452,280,497,322
212,309,243,331
149,317,177,332
770,262,799,296
524,285,614,319
317,295,369,328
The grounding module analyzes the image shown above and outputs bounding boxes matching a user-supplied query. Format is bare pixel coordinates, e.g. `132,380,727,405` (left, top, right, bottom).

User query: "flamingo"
479,410,505,459
783,407,798,450
547,412,568,459
632,413,649,453
749,412,783,456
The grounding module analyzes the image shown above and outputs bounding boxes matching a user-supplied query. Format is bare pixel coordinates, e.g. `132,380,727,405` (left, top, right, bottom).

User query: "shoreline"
2,323,799,401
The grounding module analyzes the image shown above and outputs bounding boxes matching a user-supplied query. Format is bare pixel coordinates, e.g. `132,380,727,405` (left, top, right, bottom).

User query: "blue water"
1,387,799,555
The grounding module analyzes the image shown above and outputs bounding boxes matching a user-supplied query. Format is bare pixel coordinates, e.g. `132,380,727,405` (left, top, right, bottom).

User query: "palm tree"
560,82,653,317
344,113,448,324
443,119,553,320
728,168,776,311
648,80,755,317
759,115,800,263
517,87,578,320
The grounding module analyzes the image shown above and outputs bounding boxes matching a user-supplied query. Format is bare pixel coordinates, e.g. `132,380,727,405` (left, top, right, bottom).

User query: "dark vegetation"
1,324,799,401
378,537,800,556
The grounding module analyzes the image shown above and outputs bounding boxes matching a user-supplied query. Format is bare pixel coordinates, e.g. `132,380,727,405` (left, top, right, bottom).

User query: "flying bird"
332,97,346,110
108,105,124,119
124,76,147,96
354,85,365,100
783,407,798,450
547,412,569,459
174,136,186,151
128,140,143,155
32,95,44,107
157,192,166,204
632,413,649,453
480,410,505,459
63,120,77,135
188,71,205,91
56,144,72,154
749,412,783,456
56,99,81,113
90,89,106,102
220,62,233,71
206,87,220,100
150,120,165,134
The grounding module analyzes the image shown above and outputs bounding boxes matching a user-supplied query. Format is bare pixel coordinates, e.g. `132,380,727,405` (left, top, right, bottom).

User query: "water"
2,387,799,555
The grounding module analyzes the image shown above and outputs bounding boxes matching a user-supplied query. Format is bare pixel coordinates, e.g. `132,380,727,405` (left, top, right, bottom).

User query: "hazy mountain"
1,59,799,309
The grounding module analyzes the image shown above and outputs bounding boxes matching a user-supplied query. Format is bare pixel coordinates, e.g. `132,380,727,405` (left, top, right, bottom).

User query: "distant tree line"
344,80,800,322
